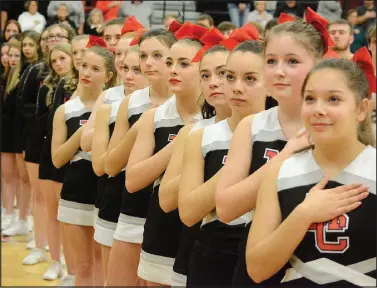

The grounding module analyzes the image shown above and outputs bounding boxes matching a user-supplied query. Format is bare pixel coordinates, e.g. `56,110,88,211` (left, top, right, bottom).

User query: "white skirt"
94,217,117,247
113,213,145,244
57,199,94,226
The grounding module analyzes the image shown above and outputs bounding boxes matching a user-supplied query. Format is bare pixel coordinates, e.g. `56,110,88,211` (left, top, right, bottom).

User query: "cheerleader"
247,57,376,286
101,18,124,48
125,22,208,286
216,9,334,285
71,35,89,71
52,46,117,286
92,44,149,279
105,28,176,286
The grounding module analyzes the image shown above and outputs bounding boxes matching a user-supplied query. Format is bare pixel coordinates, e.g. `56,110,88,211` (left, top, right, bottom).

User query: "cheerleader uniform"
113,86,153,244
171,117,216,286
278,146,376,287
57,96,99,226
138,96,202,285
232,106,290,286
94,85,125,225
38,78,70,183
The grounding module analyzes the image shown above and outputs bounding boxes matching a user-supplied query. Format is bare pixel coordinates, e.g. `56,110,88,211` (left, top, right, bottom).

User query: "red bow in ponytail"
322,49,340,59
129,28,147,46
192,27,225,62
174,21,208,40
277,12,296,24
352,47,376,97
220,22,260,51
121,16,145,35
86,35,115,53
168,20,183,34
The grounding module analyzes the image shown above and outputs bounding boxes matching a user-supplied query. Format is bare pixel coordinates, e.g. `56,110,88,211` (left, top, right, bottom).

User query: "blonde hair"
44,43,73,106
5,41,22,97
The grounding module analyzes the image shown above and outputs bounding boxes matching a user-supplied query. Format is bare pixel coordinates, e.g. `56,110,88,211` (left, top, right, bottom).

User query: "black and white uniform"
278,147,376,287
138,96,202,285
94,85,125,225
112,86,153,244
57,97,99,226
171,117,217,287
232,106,290,286
185,119,249,287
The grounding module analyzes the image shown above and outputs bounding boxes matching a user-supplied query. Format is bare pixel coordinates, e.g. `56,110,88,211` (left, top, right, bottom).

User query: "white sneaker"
27,239,36,249
43,260,63,280
22,248,47,265
3,220,29,236
1,213,16,231
58,274,75,286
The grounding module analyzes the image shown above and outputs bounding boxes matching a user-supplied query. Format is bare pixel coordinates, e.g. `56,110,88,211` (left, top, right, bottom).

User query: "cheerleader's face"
103,24,122,48
264,34,316,103
122,51,149,96
199,51,229,108
51,50,72,76
72,39,88,71
80,51,110,90
22,37,38,61
139,37,171,82
115,37,132,75
166,42,200,94
225,51,266,112
40,30,49,54
8,47,21,67
302,68,368,144
1,45,10,68
47,27,69,50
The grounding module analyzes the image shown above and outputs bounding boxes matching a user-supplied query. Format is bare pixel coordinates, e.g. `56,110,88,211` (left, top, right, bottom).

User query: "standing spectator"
274,1,304,18
217,21,236,38
46,4,77,32
47,1,85,34
247,1,273,29
84,9,104,36
118,1,152,29
356,0,376,32
164,14,180,30
2,20,21,43
328,19,354,60
95,1,121,22
197,14,215,28
347,9,368,53
228,1,250,28
317,1,342,22
18,1,46,33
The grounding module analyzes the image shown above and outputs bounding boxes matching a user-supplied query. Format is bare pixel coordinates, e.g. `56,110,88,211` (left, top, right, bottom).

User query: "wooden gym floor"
1,233,59,286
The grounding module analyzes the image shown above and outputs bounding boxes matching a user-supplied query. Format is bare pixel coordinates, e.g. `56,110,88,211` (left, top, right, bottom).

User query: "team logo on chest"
168,134,176,142
263,148,279,162
222,155,227,165
80,120,88,126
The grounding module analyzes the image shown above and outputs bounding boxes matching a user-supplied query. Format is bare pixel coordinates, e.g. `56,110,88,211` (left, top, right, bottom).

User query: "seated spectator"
84,9,104,36
46,3,77,32
356,0,376,32
247,1,273,28
197,13,214,28
47,1,84,34
347,9,368,53
95,1,121,22
328,19,354,60
164,14,180,30
2,20,21,43
228,1,250,28
274,1,304,18
217,21,236,38
118,1,152,28
18,1,46,33
317,1,342,22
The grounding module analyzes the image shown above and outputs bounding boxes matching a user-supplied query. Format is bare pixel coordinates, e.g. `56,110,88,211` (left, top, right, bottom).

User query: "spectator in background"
197,14,214,28
47,1,85,34
317,1,342,22
18,1,46,33
347,9,368,53
84,9,104,36
328,19,354,60
274,1,304,18
247,1,273,29
95,1,121,22
46,4,77,33
118,1,152,28
2,20,21,43
217,21,236,38
356,0,376,32
228,1,250,28
164,14,180,30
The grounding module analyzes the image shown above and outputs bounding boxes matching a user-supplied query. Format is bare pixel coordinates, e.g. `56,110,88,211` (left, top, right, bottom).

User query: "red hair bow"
220,22,259,51
277,12,296,24
352,47,376,97
121,16,145,35
129,28,147,46
168,20,182,34
174,21,208,41
192,27,225,62
322,49,340,59
305,7,335,53
86,35,115,53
